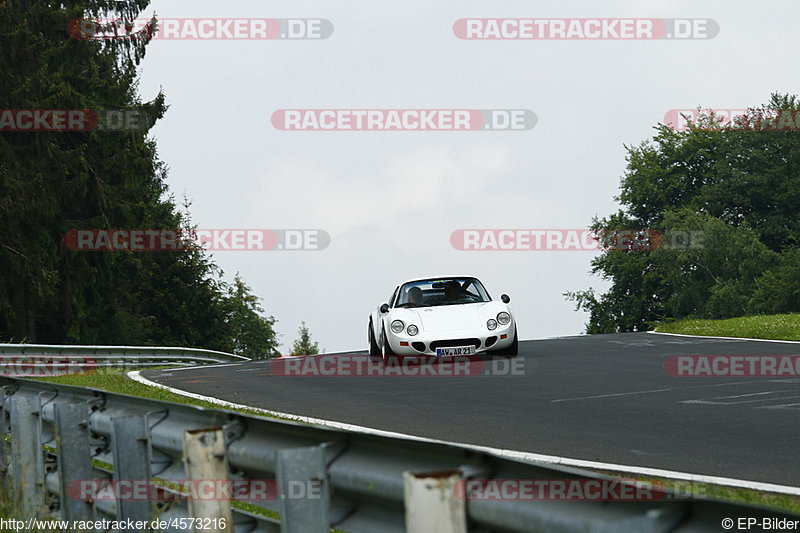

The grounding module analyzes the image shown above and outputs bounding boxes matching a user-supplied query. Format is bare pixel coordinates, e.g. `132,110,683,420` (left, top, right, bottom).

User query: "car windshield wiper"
395,302,420,308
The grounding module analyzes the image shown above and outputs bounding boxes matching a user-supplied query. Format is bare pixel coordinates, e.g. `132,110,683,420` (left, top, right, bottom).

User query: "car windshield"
394,278,490,308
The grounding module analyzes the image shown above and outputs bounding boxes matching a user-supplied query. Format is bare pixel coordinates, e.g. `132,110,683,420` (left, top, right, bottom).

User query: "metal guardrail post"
0,388,10,478
182,428,234,533
54,402,94,522
111,414,153,522
403,470,467,533
8,393,45,515
276,445,330,533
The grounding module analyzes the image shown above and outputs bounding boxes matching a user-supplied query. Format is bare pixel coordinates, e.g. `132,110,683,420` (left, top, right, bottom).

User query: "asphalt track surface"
142,332,800,487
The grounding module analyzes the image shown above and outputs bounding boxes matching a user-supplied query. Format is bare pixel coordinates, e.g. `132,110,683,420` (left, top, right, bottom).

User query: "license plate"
435,346,476,357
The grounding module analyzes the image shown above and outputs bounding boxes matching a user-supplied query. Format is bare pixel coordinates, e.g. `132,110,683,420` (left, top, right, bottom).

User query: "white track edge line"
168,363,243,371
648,330,800,344
127,370,800,496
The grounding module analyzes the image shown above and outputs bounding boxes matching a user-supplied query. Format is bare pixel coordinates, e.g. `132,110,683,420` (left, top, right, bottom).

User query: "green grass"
655,313,800,341
589,469,800,515
31,367,299,422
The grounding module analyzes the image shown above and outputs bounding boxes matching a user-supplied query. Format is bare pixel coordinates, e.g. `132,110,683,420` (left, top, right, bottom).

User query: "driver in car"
407,286,424,306
444,280,464,303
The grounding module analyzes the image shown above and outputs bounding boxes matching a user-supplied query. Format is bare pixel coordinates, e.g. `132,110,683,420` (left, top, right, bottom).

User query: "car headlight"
407,324,418,336
391,320,405,334
487,319,497,330
497,312,511,325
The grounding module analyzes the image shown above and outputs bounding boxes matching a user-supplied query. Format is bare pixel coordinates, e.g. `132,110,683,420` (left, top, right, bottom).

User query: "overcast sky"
132,0,800,353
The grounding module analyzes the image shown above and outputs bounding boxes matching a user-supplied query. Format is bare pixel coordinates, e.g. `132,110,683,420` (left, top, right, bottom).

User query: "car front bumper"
385,322,515,356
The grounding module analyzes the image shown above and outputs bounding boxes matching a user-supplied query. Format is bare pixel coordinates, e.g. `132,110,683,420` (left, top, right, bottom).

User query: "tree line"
567,93,800,332
0,1,320,358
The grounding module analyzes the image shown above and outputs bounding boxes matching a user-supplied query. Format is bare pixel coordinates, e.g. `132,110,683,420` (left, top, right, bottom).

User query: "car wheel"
381,325,396,363
507,327,519,357
491,327,518,358
368,320,381,361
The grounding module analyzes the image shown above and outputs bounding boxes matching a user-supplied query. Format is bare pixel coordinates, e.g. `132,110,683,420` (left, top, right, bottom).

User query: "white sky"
133,0,800,352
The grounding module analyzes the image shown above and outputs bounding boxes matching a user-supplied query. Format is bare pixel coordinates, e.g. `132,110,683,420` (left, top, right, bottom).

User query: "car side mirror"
380,303,390,313
501,294,510,303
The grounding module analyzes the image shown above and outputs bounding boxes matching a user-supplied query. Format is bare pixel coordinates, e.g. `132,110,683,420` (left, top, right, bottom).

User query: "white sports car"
368,276,518,361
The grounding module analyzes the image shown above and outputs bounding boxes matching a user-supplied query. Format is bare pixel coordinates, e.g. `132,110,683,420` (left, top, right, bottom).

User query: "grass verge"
586,469,800,515
655,313,800,341
31,367,298,421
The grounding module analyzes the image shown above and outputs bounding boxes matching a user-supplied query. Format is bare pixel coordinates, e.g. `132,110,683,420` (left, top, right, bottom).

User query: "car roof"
398,275,480,286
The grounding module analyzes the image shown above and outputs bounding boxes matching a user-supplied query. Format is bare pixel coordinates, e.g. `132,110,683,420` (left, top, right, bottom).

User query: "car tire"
368,320,382,361
507,328,519,357
381,325,396,364
491,326,518,358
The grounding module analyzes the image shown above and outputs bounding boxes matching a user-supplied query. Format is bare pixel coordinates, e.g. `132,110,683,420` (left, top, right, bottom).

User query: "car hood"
393,302,506,333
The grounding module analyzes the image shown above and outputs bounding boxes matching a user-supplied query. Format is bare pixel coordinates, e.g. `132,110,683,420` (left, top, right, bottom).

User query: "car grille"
429,338,481,350
485,336,498,348
411,342,426,352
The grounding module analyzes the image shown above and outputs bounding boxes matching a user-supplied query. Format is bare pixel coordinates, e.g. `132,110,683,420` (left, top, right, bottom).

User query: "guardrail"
1,378,797,532
0,344,249,372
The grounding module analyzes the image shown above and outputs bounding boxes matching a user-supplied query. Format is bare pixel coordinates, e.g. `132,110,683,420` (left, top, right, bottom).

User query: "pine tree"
290,322,320,356
0,1,279,352
222,274,279,359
